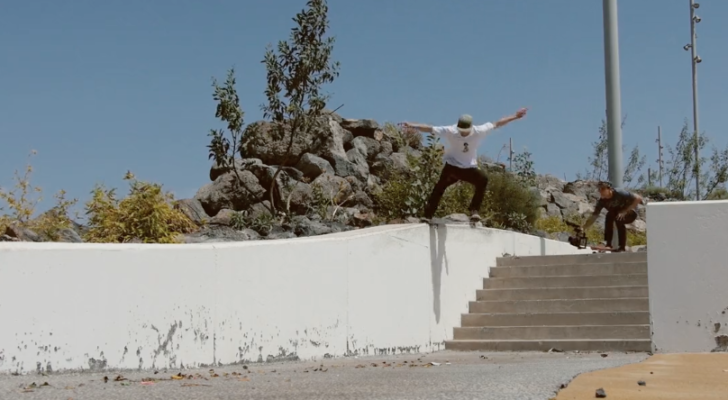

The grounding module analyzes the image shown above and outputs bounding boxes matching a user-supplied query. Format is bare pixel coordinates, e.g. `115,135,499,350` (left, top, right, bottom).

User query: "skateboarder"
581,181,643,252
402,108,528,224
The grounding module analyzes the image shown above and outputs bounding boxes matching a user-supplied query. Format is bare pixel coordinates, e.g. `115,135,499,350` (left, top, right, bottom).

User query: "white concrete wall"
647,200,728,353
0,224,584,374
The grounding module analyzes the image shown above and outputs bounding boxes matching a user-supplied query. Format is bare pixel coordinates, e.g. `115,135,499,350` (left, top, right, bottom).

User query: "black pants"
423,163,489,219
604,209,638,249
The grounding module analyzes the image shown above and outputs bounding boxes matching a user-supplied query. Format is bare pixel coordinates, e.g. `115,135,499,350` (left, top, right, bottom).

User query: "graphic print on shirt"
463,143,469,153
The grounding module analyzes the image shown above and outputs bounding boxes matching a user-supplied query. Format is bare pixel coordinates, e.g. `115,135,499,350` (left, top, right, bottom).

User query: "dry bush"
0,150,78,240
84,171,197,243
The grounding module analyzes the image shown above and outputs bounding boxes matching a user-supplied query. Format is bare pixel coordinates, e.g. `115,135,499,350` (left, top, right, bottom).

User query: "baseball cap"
457,114,473,134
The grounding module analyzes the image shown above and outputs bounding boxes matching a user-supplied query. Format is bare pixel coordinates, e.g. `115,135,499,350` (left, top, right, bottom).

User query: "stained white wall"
647,200,728,353
0,224,585,374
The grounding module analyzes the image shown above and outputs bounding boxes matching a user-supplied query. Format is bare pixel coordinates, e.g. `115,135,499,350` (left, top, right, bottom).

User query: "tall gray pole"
509,137,513,171
602,0,623,189
689,0,701,200
657,126,663,187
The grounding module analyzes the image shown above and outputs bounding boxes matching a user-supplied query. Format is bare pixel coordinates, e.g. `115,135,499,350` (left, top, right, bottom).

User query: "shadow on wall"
540,236,546,256
429,225,448,324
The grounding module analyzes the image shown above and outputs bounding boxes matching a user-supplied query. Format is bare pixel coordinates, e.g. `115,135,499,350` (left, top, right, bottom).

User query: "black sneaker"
469,213,481,222
419,217,432,224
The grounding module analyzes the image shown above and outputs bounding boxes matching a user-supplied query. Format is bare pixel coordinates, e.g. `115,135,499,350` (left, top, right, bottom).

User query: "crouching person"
581,181,643,252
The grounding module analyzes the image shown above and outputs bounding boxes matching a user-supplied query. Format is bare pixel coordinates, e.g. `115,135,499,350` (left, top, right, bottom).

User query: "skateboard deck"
590,244,619,253
424,218,481,228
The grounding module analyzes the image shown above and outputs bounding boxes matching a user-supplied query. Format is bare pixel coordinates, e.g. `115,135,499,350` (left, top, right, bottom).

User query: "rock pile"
179,111,417,242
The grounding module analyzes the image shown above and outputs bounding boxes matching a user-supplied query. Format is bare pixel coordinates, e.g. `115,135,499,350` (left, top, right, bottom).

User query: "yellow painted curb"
555,353,728,400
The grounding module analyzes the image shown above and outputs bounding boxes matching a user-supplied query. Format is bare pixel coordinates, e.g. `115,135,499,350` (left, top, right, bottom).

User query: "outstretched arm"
494,108,528,129
582,201,604,230
401,122,432,133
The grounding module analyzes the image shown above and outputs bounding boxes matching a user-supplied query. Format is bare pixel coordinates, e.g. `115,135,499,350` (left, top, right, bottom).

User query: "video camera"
564,220,588,249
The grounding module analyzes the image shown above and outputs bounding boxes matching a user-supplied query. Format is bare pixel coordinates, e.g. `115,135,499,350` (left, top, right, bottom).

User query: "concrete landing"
555,353,728,399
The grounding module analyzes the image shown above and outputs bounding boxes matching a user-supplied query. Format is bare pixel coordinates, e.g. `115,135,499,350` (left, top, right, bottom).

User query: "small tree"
403,128,444,216
577,117,645,188
509,148,536,187
206,69,272,213
257,0,340,214
659,120,728,200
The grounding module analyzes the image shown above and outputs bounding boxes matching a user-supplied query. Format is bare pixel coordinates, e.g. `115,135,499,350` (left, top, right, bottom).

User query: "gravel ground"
0,350,648,400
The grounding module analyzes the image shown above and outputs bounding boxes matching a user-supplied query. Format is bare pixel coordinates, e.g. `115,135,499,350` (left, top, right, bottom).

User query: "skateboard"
589,244,612,253
422,218,481,228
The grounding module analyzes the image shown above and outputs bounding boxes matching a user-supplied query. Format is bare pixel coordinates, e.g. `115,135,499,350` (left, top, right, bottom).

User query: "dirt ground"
555,353,728,400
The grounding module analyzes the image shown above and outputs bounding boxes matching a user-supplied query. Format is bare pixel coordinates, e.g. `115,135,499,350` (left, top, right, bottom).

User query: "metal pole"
509,138,513,171
689,0,701,200
602,0,624,190
657,126,663,187
648,168,652,187
603,0,624,249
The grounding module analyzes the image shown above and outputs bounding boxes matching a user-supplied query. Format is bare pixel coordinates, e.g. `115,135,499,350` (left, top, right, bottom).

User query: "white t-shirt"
431,122,496,168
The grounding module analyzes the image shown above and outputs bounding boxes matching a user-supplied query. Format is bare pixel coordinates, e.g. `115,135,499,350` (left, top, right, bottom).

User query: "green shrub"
84,172,197,243
479,171,540,230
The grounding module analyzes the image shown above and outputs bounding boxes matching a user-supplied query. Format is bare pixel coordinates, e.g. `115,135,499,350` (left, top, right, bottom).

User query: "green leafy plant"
509,148,536,187
403,129,444,216
83,171,196,243
230,209,276,235
206,69,272,213
477,170,541,231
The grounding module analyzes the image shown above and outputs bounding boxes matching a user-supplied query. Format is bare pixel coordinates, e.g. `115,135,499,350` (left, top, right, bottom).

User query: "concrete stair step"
489,263,646,278
496,252,647,267
453,325,650,340
461,311,650,327
484,274,647,289
469,298,649,314
444,339,652,352
476,286,648,301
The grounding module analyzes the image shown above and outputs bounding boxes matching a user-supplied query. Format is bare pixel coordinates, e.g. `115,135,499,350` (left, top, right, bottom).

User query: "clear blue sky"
2,0,727,217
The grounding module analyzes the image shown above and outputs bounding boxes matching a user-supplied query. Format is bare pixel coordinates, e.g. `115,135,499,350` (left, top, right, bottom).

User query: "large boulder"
370,152,410,179
281,181,314,215
209,158,262,182
350,136,382,162
295,153,334,181
194,171,266,217
563,180,600,202
340,119,380,138
174,198,208,225
311,173,354,205
325,152,369,182
240,116,348,167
